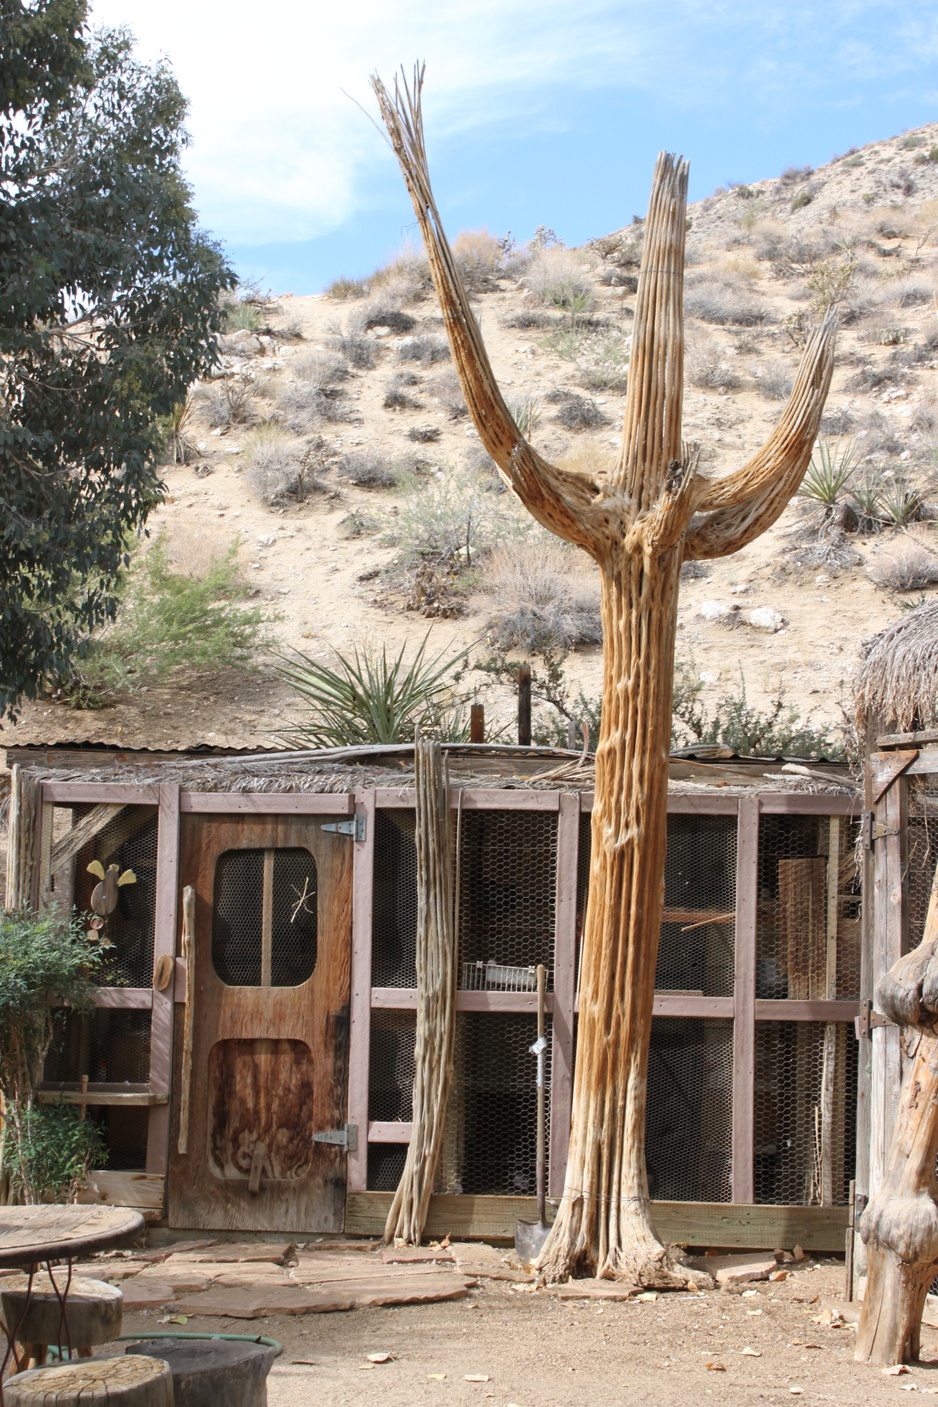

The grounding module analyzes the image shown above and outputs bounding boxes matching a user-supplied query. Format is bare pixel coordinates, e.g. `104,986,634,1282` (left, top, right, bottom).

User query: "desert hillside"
7,122,938,754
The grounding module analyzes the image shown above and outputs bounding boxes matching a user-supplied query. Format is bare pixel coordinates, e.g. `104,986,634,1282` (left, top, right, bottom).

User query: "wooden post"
470,704,485,744
517,665,532,747
549,793,579,1198
146,784,180,1181
347,789,376,1194
5,767,40,911
732,798,758,1204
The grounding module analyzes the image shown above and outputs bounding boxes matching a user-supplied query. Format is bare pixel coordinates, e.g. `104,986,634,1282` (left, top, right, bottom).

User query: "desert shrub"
790,189,814,211
339,508,379,538
887,275,935,308
327,318,377,369
478,542,601,652
246,425,325,504
550,391,608,431
209,375,256,428
363,308,417,333
276,636,472,746
846,362,903,393
849,474,886,534
598,267,638,289
324,275,367,300
383,371,422,411
780,164,814,185
879,476,927,526
221,293,262,332
857,410,903,458
805,254,858,315
397,333,450,364
160,396,196,464
524,246,595,317
820,405,856,436
428,369,467,419
686,339,742,390
474,649,602,751
672,663,840,757
369,245,432,301
870,544,938,592
279,353,349,428
543,327,632,391
684,276,768,326
336,449,400,488
63,536,269,703
406,426,441,443
502,309,561,330
799,438,858,515
452,229,503,291
756,359,794,401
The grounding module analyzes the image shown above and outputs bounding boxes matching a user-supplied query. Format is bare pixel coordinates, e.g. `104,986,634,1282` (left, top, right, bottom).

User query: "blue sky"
89,0,938,295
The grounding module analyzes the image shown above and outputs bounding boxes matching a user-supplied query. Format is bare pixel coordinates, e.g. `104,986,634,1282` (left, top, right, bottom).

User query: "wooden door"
168,813,353,1231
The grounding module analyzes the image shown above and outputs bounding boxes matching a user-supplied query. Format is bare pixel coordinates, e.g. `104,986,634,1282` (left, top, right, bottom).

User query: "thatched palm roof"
855,601,938,736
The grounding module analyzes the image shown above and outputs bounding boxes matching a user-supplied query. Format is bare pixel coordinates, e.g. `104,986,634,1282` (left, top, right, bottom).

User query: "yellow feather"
86,860,105,880
116,869,137,886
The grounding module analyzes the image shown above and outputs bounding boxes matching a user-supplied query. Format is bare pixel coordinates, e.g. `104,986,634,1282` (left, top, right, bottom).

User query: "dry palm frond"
854,601,938,735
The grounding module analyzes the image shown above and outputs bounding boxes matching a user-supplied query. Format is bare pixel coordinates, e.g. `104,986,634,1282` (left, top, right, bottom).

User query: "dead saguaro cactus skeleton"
857,870,938,1364
371,65,836,1285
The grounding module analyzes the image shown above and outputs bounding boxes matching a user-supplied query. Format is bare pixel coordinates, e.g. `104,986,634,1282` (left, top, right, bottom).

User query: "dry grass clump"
397,333,450,364
452,229,503,292
686,337,742,390
336,450,400,489
383,372,423,411
278,352,349,429
546,389,608,431
502,309,561,330
245,426,326,506
884,274,935,308
870,544,938,593
477,541,601,652
821,405,856,436
209,375,257,428
523,246,595,316
363,307,417,333
684,275,768,326
369,245,432,302
755,359,794,401
324,276,367,300
428,369,467,419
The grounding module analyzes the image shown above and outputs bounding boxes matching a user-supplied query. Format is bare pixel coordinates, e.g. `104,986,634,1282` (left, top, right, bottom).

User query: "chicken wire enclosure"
458,812,557,988
68,806,159,989
754,1021,857,1206
372,811,418,987
44,1008,153,1171
438,1012,551,1197
908,777,938,952
646,1019,733,1203
369,1010,416,1123
756,814,861,1001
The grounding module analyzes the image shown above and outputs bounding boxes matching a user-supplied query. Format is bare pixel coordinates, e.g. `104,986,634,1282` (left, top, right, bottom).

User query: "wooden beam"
373,788,562,812
758,794,859,815
549,792,579,1198
5,766,40,911
38,1090,168,1107
146,783,180,1177
732,797,759,1203
93,989,153,1010
78,1170,165,1220
42,783,160,805
179,792,355,814
754,1000,859,1022
345,1192,849,1250
372,988,557,1014
347,789,376,1195
368,1121,412,1143
48,803,125,878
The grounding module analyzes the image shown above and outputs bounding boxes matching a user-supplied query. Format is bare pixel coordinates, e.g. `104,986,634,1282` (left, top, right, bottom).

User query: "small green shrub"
507,397,541,438
65,537,270,703
276,635,473,746
160,397,196,464
790,190,814,211
671,661,841,758
800,438,858,507
222,297,262,332
0,910,104,1203
337,449,400,488
14,1104,105,1204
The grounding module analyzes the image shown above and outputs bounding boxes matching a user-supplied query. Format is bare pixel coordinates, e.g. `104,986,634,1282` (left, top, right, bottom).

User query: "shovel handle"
535,963,547,1223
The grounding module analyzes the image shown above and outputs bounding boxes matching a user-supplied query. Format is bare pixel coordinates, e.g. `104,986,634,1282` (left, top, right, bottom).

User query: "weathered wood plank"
5,767,40,911
78,1170,165,1214
146,784,180,1177
348,791,376,1196
48,803,124,877
92,989,153,1010
179,792,355,815
38,1090,167,1107
345,1193,850,1249
732,797,758,1203
549,792,578,1198
41,782,161,805
754,1000,859,1022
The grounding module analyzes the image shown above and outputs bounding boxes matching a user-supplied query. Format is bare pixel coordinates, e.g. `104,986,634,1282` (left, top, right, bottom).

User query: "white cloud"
88,0,938,245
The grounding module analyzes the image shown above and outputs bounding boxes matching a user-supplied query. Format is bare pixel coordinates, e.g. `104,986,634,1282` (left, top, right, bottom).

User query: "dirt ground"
111,1258,936,1406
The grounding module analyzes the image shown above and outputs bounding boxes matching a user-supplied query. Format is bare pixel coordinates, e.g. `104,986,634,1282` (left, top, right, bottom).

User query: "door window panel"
212,848,318,987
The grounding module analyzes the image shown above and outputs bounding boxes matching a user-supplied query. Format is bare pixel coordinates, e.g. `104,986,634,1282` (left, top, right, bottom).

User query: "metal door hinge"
322,815,366,841
855,999,894,1039
313,1123,358,1152
862,811,900,849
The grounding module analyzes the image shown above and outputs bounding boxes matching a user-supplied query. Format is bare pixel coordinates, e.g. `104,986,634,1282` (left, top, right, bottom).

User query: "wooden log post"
857,866,938,1364
371,66,836,1284
384,737,457,1244
5,767,40,911
4,1354,172,1405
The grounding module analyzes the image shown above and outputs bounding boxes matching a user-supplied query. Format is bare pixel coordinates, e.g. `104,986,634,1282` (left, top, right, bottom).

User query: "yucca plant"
162,396,195,464
850,474,885,534
799,437,858,508
276,635,475,747
507,397,540,439
879,476,925,527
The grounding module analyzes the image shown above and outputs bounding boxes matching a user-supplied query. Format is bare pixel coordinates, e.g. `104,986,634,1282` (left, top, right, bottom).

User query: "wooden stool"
4,1353,172,1405
125,1337,277,1407
1,1274,122,1371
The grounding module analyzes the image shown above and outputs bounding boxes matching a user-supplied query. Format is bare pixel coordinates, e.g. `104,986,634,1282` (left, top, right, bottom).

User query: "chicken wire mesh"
754,1021,857,1205
68,805,159,989
756,815,861,1001
367,1011,550,1197
371,807,557,988
212,847,318,987
909,777,938,952
576,811,736,996
646,1018,733,1202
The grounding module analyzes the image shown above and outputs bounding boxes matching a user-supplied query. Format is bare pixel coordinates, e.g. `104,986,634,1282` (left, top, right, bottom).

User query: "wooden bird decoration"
87,860,136,916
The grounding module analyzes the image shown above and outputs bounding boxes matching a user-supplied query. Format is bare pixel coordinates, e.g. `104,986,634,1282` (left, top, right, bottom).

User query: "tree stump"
124,1337,277,1407
857,870,938,1363
4,1354,172,1405
2,1274,122,1371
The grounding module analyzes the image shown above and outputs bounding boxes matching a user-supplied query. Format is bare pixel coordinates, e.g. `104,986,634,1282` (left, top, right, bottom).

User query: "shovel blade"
515,1217,550,1269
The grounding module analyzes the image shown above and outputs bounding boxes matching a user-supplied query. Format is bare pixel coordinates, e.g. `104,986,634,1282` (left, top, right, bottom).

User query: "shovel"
515,963,550,1267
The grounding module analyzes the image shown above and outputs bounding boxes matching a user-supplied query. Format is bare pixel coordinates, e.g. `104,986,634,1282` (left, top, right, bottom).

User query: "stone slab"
119,1279,180,1310
689,1254,777,1286
70,1260,148,1281
380,1247,454,1265
133,1266,213,1293
449,1243,532,1283
170,1243,294,1265
175,1274,473,1319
